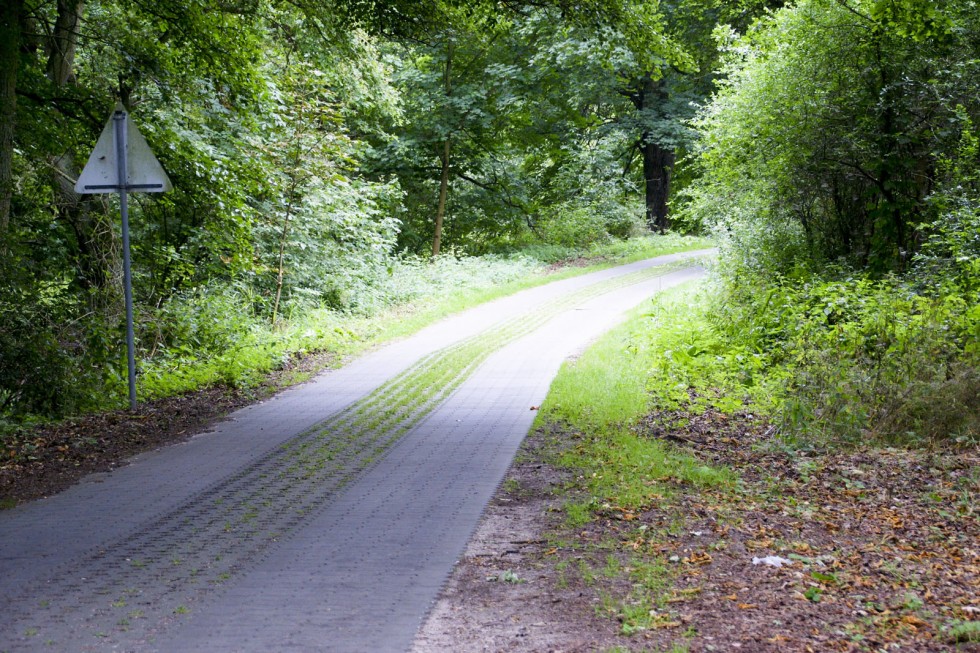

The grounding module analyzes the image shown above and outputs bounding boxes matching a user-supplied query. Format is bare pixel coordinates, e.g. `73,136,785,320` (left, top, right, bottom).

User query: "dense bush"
678,0,980,447
641,275,978,448
537,201,645,249
712,272,979,445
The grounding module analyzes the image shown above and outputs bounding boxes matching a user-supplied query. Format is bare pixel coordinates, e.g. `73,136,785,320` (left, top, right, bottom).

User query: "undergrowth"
587,268,980,450
710,265,980,448
0,233,712,429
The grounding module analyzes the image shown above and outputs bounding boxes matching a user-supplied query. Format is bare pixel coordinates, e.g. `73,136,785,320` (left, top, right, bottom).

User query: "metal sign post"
76,103,172,410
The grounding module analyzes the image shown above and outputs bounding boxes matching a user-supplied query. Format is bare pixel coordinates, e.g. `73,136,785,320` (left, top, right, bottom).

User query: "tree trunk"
433,138,450,258
47,0,84,86
630,75,674,232
0,0,23,234
432,38,453,258
642,138,673,233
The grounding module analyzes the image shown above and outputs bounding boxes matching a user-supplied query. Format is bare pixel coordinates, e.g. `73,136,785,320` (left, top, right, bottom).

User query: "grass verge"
535,281,734,638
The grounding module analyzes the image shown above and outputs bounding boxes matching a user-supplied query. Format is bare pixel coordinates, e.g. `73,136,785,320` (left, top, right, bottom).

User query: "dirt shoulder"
0,351,337,506
414,412,980,653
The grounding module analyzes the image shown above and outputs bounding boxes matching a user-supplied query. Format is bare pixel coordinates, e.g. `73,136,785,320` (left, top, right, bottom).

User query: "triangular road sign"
75,104,173,194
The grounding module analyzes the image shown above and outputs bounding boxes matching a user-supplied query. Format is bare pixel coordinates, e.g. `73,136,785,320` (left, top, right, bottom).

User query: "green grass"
538,284,735,514
536,280,736,638
538,279,768,434
541,321,655,431
946,620,980,644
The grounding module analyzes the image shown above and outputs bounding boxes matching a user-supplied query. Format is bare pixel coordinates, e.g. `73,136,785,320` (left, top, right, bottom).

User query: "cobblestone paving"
0,253,710,652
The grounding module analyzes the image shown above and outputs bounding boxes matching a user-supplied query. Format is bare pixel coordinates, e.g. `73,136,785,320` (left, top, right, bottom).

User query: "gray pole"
114,110,138,411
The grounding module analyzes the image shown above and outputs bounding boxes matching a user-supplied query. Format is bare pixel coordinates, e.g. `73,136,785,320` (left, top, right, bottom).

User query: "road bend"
0,251,711,652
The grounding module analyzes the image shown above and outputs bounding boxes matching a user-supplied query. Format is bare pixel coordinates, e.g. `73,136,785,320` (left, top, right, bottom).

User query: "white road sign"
75,103,172,194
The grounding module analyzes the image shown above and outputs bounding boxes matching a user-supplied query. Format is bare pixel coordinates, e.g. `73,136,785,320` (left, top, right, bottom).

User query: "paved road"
0,252,709,652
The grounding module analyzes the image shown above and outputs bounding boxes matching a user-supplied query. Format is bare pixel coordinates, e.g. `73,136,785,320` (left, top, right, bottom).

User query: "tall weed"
711,272,979,446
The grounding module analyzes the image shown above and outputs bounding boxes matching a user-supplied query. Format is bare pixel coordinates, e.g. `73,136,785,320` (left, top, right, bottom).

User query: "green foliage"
0,298,80,417
367,3,707,255
137,252,544,399
544,317,657,431
918,109,980,294
13,0,975,459
0,254,122,418
537,203,644,249
706,271,979,446
641,284,780,416
945,620,980,645
625,275,978,447
672,0,980,448
686,0,980,273
1,0,408,417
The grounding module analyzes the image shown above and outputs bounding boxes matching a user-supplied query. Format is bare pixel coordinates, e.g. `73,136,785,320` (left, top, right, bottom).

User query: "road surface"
0,251,710,652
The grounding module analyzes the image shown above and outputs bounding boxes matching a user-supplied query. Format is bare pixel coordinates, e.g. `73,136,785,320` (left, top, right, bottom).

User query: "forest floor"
415,410,980,653
3,363,978,652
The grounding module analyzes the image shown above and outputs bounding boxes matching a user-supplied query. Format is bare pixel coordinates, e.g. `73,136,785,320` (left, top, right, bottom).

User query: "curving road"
0,251,710,652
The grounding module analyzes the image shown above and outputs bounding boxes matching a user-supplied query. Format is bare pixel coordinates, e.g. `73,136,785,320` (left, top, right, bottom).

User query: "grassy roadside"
135,234,714,404
533,282,980,652
534,283,735,639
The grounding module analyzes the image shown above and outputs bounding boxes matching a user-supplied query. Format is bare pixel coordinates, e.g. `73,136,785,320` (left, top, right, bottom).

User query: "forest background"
0,0,977,451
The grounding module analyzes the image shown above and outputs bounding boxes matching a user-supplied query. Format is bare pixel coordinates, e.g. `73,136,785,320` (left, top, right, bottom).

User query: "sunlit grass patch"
539,281,736,524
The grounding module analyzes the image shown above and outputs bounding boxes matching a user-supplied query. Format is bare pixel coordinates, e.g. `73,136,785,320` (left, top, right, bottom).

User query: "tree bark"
630,75,673,232
432,38,453,258
0,0,23,234
642,138,674,233
47,0,84,86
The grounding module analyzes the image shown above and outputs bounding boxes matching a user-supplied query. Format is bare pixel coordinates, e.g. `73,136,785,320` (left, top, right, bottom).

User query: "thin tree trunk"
433,138,450,258
0,0,23,234
432,38,453,258
272,177,300,326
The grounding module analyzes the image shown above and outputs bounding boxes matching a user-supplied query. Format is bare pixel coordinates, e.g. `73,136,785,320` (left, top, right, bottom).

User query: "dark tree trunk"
630,75,674,232
642,138,673,233
0,0,23,234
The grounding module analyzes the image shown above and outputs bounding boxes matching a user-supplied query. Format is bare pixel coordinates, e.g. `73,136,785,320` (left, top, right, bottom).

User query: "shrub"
709,270,979,446
537,200,645,249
